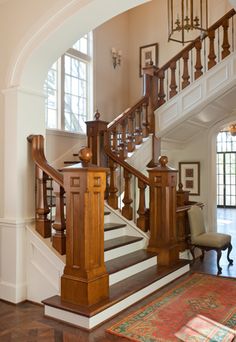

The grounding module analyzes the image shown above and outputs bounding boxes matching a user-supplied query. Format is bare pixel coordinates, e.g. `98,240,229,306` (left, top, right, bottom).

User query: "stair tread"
64,161,80,164
104,223,126,231
104,211,110,216
43,259,190,317
104,235,143,251
105,249,157,274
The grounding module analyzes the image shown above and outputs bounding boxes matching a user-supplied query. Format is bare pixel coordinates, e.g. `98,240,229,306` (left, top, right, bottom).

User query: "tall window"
44,33,92,134
217,131,236,207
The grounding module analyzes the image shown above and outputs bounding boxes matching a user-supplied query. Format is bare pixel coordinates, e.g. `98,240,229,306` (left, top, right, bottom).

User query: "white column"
0,86,45,303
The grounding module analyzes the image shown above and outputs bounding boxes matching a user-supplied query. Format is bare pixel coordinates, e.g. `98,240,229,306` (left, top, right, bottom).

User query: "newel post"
143,63,158,133
147,156,179,266
61,147,109,307
86,110,109,167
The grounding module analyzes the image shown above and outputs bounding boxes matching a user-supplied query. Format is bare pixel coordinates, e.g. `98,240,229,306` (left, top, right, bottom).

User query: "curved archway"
207,111,236,231
7,0,150,91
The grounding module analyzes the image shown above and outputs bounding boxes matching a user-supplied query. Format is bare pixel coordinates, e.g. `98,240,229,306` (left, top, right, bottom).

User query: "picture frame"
179,162,200,196
139,43,158,77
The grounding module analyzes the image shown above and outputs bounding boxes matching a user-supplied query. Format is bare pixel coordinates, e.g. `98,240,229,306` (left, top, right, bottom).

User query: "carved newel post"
147,156,179,266
86,110,109,167
61,147,109,307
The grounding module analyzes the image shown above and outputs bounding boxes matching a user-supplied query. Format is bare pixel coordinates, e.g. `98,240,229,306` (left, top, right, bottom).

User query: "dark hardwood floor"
0,208,235,341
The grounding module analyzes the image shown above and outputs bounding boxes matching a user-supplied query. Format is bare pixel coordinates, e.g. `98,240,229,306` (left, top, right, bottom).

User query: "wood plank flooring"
0,208,235,341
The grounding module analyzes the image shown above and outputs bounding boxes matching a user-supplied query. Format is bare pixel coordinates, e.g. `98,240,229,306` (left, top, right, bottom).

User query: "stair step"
106,250,156,274
104,223,126,231
104,236,143,251
64,161,80,165
43,260,190,330
104,211,110,216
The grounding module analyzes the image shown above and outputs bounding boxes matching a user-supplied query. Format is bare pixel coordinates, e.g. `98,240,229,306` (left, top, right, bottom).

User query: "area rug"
107,273,236,341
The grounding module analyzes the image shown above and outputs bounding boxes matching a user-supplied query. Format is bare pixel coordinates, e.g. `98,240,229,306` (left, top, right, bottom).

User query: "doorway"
217,131,236,207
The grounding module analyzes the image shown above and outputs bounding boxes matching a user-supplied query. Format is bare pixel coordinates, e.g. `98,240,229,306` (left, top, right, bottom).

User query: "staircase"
26,8,236,331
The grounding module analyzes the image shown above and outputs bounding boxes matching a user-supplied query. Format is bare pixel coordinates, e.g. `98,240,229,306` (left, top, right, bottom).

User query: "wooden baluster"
107,159,118,209
157,69,166,106
222,18,230,60
122,169,133,220
182,50,190,89
35,166,51,238
112,127,118,154
137,180,148,232
142,102,149,138
118,120,128,159
127,113,135,152
208,30,217,69
194,39,203,80
169,61,177,98
134,107,143,145
52,183,66,255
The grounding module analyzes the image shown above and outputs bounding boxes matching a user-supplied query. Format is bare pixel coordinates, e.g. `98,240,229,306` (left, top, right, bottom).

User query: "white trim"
46,128,86,139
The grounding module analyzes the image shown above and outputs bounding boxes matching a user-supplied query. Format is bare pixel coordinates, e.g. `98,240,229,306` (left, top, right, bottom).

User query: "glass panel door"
217,152,236,207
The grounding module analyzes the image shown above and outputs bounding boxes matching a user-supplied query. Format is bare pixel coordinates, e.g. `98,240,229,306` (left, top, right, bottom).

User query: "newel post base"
61,148,109,307
147,156,179,266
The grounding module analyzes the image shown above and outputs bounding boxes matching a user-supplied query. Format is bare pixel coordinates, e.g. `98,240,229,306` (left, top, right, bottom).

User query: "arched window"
44,33,93,134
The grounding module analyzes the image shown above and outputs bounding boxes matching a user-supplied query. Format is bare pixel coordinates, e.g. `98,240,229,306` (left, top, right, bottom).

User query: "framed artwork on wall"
179,162,200,196
139,43,158,77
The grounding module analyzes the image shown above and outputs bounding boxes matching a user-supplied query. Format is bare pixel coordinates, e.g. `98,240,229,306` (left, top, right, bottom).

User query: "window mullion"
61,55,65,130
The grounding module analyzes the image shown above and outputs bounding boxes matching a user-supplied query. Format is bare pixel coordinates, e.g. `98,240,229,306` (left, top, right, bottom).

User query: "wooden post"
86,110,109,167
147,156,179,266
61,147,109,307
143,63,158,133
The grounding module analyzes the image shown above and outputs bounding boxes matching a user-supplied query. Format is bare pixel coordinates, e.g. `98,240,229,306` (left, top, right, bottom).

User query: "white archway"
207,111,236,232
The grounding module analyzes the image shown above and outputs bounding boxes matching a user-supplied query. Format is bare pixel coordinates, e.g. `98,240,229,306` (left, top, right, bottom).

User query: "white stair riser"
104,228,126,240
44,264,190,330
105,240,144,262
109,256,157,286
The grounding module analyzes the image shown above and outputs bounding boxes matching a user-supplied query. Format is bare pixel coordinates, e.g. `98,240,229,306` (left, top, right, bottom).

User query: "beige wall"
94,12,130,122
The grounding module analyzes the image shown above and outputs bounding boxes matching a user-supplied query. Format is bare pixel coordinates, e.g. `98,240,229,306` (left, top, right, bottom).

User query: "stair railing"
153,9,236,107
27,135,66,255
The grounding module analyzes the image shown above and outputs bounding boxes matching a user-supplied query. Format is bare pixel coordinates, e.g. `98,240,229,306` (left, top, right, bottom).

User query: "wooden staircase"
26,9,236,329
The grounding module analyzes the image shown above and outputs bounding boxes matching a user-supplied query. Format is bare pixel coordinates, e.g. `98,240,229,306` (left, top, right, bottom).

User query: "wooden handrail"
28,134,66,254
104,141,150,186
27,135,63,187
108,96,148,130
157,9,236,74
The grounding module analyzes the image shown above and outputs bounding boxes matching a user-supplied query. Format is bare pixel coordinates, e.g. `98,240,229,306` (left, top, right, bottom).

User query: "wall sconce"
111,48,122,68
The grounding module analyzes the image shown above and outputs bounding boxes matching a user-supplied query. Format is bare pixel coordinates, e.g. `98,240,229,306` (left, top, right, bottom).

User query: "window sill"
46,129,86,139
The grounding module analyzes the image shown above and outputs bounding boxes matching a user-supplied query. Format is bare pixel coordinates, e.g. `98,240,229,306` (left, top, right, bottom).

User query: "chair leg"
190,245,196,263
227,243,233,265
216,249,222,275
200,249,205,261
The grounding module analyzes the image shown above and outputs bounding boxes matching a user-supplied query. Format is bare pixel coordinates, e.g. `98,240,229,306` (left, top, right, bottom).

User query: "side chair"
187,205,233,275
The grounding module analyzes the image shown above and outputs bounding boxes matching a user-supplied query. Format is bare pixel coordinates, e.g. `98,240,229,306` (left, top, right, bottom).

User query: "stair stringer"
26,224,65,304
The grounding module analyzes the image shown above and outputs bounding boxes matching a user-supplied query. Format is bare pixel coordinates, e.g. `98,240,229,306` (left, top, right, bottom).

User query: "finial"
78,147,92,166
158,155,168,167
178,182,183,191
94,109,100,121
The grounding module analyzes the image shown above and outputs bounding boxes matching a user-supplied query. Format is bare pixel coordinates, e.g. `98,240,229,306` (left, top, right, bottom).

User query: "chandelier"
168,0,208,44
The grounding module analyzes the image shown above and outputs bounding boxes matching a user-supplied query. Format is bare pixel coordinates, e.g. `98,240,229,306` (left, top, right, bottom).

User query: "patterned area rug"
107,273,236,341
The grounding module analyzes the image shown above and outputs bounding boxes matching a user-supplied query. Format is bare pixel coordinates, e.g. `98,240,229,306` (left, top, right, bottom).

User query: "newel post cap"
79,146,92,166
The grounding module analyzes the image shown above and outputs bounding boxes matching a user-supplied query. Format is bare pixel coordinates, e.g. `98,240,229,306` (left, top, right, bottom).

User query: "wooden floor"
1,208,235,341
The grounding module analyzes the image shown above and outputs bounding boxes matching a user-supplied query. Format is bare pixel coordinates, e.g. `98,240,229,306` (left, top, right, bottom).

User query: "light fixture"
168,0,208,45
229,124,236,136
111,48,122,68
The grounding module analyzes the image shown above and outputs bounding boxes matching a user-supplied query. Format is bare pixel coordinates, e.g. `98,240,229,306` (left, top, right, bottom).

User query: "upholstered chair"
187,205,233,275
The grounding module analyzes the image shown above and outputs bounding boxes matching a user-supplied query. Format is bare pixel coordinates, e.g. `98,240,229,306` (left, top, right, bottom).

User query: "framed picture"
139,43,158,77
179,162,200,196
